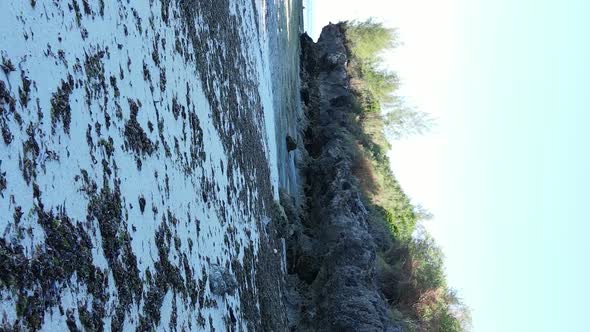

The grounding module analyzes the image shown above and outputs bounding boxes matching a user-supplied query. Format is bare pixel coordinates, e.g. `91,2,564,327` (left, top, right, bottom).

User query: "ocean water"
265,0,305,200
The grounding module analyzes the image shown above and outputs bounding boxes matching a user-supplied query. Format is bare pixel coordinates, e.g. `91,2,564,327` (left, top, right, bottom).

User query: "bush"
383,99,434,140
341,20,470,331
344,20,433,140
345,18,399,67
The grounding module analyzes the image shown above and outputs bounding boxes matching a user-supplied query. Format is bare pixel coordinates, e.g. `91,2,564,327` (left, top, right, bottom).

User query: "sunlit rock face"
0,1,294,330
285,25,403,332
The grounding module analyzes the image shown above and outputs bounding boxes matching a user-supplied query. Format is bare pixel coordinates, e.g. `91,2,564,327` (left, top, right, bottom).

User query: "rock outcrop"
285,24,403,332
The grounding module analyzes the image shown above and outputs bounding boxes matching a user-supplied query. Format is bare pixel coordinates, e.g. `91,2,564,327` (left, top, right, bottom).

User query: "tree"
383,98,434,140
345,18,399,66
409,230,445,291
413,204,434,221
362,67,399,104
345,19,400,105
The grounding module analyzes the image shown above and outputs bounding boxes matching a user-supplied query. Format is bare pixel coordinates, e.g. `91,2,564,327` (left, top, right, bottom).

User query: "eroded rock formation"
285,24,403,332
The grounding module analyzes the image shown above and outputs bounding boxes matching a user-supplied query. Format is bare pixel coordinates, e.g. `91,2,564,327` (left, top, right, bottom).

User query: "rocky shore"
283,24,403,332
0,1,401,330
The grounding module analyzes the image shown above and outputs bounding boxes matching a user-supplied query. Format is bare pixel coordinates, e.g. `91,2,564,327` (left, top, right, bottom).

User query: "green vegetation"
342,20,471,332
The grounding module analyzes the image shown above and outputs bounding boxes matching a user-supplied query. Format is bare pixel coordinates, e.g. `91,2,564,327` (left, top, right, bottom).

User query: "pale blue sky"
306,0,590,331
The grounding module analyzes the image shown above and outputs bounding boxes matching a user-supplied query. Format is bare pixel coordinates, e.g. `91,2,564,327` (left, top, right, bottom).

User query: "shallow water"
0,0,301,330
265,0,305,200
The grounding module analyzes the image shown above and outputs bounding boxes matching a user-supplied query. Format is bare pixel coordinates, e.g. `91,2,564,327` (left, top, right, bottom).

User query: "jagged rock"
209,265,238,296
325,52,347,67
279,189,298,220
286,135,298,151
271,199,289,237
294,251,320,284
286,23,404,331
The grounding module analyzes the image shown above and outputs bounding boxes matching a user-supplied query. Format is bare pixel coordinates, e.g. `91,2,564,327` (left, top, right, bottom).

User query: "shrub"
344,18,399,67
341,19,470,331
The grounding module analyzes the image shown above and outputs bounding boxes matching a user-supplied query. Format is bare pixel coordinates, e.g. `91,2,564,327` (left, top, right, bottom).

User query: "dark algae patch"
173,5,290,327
98,137,115,157
50,75,74,134
87,181,141,330
178,0,274,215
1,56,15,74
138,218,199,331
0,206,107,331
124,99,155,156
138,195,146,214
0,167,6,196
20,123,40,185
83,49,107,103
18,72,32,108
1,119,12,144
0,80,15,144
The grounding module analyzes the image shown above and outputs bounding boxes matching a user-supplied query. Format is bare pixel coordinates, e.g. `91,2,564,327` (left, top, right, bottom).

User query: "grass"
341,20,471,332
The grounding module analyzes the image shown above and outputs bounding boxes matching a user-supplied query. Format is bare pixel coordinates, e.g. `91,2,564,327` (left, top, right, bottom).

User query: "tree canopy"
343,19,470,331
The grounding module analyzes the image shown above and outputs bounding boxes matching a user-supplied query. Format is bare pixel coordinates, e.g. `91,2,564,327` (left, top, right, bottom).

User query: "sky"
305,0,590,331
